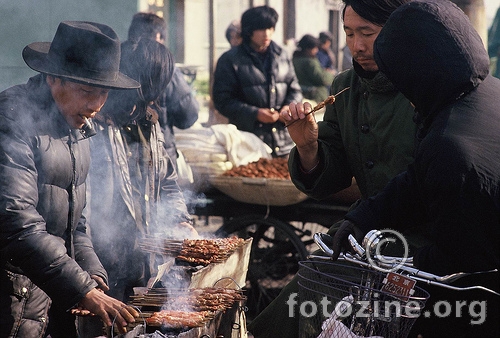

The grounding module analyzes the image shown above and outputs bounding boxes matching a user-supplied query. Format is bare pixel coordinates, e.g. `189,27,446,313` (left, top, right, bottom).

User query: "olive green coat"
292,55,334,103
250,67,419,338
290,66,417,200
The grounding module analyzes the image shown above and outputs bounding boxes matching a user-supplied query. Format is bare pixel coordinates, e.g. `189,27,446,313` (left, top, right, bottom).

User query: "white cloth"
317,295,383,338
175,123,272,167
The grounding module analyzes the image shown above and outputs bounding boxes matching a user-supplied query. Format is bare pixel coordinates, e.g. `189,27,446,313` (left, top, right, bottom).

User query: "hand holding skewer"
284,87,350,128
281,87,350,172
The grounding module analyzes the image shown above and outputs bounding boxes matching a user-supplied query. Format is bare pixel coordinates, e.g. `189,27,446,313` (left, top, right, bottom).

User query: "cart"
189,185,353,320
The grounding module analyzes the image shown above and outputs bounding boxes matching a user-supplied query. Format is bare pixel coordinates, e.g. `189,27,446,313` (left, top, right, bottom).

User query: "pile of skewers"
145,309,214,329
130,287,246,329
137,236,246,266
130,287,246,311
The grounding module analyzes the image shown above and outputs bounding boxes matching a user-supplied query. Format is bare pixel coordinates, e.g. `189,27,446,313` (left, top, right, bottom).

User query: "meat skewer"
138,236,246,266
285,86,350,128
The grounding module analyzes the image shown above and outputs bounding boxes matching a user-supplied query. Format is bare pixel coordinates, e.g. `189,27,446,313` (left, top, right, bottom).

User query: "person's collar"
353,60,377,79
243,40,280,56
353,60,396,93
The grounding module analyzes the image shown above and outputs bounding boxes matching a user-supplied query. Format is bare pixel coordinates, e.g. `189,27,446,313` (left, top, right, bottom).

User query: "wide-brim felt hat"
22,21,140,89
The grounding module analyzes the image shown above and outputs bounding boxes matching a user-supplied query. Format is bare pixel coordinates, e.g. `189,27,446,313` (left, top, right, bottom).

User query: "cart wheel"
215,215,308,321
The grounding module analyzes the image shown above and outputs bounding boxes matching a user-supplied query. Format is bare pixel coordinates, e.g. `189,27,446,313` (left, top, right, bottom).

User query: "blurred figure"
317,31,337,74
293,34,334,103
83,37,198,337
208,19,242,126
89,37,197,300
488,7,500,78
212,5,302,157
341,44,353,70
225,19,242,48
128,12,199,171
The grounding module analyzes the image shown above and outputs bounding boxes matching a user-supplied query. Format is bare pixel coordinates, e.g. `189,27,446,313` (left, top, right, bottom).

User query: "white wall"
181,0,345,78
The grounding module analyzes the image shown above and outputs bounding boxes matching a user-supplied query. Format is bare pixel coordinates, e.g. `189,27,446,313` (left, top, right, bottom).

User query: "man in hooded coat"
332,1,500,336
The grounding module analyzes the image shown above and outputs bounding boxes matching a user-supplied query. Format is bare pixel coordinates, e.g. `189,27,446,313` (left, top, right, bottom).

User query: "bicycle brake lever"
348,234,365,257
313,233,335,257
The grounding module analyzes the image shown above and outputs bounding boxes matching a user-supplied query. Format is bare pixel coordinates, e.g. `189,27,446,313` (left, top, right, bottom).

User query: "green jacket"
292,55,334,103
290,64,417,200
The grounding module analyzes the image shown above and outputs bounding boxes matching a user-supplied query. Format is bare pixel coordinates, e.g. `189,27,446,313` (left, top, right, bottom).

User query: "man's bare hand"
281,102,319,169
78,288,139,334
178,221,199,238
257,108,280,124
91,275,109,292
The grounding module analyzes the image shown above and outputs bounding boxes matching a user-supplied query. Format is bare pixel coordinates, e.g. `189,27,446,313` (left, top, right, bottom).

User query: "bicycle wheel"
215,215,308,320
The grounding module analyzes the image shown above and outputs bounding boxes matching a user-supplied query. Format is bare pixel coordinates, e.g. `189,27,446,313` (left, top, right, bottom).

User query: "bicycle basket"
297,260,430,338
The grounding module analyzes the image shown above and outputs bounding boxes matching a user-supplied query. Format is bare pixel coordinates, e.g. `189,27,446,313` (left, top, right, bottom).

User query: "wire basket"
297,260,430,338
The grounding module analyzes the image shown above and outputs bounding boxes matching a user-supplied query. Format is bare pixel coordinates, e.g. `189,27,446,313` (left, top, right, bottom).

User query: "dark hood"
373,0,490,120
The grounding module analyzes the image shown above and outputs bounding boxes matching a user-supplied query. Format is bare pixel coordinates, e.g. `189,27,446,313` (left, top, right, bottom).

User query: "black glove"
331,220,364,260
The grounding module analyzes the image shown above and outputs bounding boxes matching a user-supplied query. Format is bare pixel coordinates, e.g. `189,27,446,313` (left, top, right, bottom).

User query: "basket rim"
208,174,308,206
209,174,297,184
298,260,430,302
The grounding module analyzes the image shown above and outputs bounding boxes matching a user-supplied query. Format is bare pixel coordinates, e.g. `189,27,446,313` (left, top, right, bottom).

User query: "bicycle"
297,230,499,338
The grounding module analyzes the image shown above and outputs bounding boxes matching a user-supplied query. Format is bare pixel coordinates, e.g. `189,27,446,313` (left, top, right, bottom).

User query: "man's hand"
281,102,319,146
91,274,109,292
331,220,365,260
281,102,319,170
177,221,199,238
78,288,139,334
257,108,280,124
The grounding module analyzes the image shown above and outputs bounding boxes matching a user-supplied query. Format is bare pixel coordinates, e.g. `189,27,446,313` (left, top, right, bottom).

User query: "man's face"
155,33,165,44
229,31,242,48
343,6,383,72
321,39,332,50
47,76,109,129
250,27,274,52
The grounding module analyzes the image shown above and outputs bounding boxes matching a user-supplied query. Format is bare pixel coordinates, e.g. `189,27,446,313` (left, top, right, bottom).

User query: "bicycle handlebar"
311,232,499,296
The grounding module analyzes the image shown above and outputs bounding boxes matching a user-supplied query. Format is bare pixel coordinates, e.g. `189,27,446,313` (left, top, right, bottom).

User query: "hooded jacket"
0,74,106,309
347,0,500,275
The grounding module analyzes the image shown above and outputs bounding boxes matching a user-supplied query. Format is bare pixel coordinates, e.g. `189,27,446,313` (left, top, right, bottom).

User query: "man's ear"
45,74,55,85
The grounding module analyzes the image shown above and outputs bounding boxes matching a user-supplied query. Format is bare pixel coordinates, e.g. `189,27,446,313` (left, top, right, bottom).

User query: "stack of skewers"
129,287,246,330
137,236,246,266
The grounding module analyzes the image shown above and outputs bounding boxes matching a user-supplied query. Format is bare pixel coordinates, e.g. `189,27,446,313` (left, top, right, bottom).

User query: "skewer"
137,236,246,264
285,86,350,128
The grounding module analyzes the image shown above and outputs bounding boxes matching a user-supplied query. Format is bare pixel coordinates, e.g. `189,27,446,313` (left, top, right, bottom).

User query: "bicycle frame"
310,232,500,297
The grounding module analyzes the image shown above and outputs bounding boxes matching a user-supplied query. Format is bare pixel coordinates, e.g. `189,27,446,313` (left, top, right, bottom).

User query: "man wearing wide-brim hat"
0,21,140,337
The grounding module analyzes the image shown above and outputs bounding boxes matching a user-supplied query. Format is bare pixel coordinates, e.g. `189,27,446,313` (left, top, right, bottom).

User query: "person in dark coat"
212,5,303,157
249,1,416,337
0,21,140,337
88,38,196,301
332,1,500,336
127,12,199,170
225,19,242,48
488,7,500,79
82,37,198,338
